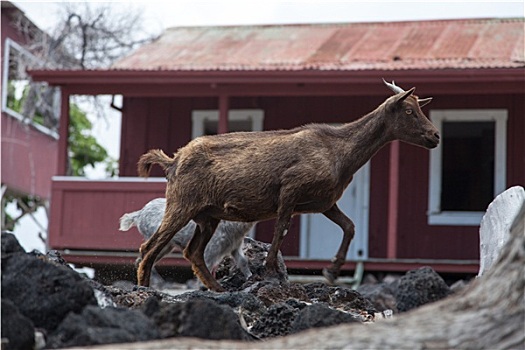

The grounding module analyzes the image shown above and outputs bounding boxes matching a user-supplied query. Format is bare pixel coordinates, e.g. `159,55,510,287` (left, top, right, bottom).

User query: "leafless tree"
9,2,159,129
2,3,159,231
43,2,157,69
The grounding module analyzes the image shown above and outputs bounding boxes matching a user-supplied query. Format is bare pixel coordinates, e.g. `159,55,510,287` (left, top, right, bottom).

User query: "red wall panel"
48,179,166,250
1,10,58,199
116,91,524,261
1,114,58,199
395,93,525,260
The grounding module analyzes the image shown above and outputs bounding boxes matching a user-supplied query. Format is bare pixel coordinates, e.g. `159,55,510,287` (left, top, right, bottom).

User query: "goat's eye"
405,109,413,115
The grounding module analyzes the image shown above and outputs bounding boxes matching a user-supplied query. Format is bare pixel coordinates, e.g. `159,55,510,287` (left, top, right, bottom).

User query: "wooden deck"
48,176,480,276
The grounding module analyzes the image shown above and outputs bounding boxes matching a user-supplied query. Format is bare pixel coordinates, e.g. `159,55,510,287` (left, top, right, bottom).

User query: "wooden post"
218,94,229,134
387,140,400,259
57,88,70,176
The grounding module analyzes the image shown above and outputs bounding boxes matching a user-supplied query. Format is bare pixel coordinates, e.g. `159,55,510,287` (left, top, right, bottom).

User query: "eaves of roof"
28,66,525,86
27,67,524,97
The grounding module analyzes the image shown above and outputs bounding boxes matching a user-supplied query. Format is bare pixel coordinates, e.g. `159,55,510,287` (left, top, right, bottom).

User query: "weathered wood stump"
478,186,524,276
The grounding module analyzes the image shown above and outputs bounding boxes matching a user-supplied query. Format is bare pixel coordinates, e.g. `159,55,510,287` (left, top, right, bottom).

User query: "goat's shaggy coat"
137,82,440,291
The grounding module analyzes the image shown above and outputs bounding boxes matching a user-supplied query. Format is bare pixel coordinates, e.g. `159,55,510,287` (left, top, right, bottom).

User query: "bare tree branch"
10,2,159,130
3,3,158,231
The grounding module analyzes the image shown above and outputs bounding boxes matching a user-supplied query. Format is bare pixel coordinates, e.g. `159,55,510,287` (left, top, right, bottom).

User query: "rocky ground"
1,231,461,350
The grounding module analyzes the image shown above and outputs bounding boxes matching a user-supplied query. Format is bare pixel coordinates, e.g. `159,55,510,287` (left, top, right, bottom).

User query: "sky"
13,1,525,32
6,0,524,251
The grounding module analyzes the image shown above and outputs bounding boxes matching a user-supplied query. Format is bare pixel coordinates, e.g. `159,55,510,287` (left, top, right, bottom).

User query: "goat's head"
383,79,440,149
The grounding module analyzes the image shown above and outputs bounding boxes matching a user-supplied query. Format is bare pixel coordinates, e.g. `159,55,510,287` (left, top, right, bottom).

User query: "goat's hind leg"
184,217,224,292
321,204,355,284
137,217,189,287
135,242,177,286
265,206,294,278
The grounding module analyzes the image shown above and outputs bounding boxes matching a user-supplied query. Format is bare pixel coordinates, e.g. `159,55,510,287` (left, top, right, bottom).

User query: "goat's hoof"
322,268,337,285
133,285,154,293
210,285,226,293
204,280,226,293
136,278,150,288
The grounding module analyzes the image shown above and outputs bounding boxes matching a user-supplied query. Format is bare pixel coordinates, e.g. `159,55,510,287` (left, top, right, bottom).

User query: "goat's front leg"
321,204,355,284
184,218,224,292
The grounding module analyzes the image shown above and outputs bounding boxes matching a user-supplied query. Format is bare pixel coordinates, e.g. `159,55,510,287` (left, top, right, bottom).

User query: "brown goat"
136,80,440,292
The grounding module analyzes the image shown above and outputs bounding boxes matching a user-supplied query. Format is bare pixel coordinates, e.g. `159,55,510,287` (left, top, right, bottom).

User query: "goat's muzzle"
424,132,440,149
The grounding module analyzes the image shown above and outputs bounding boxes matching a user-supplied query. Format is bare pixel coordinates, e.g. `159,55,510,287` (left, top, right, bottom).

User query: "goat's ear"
395,87,416,104
418,97,432,108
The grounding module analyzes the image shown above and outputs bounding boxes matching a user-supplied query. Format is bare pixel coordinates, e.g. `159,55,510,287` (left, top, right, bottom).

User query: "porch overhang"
32,66,522,175
28,68,525,96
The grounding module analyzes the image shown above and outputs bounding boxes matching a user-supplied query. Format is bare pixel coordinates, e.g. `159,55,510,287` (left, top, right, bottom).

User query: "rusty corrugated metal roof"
113,18,524,71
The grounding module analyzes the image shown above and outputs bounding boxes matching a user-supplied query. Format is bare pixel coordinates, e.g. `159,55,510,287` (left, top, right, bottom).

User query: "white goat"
119,198,254,281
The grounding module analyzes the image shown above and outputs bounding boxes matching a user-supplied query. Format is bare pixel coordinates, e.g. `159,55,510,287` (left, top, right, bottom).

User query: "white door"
299,161,370,260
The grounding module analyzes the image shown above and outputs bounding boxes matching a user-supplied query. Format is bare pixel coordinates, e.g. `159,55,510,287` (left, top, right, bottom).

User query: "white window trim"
191,109,264,139
2,38,58,139
428,109,507,226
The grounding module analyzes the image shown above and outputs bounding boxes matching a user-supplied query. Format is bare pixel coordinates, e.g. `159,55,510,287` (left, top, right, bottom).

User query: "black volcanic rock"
395,266,451,312
251,301,301,338
1,238,97,332
304,282,376,314
1,231,25,256
1,298,35,350
144,297,253,341
0,233,458,349
46,305,160,349
357,281,398,312
291,302,361,333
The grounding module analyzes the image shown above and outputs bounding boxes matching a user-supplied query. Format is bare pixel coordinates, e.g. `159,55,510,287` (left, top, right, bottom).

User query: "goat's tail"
118,212,137,231
137,149,176,178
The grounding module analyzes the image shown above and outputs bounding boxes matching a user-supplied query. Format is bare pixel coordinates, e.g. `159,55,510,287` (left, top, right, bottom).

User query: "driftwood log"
80,202,525,349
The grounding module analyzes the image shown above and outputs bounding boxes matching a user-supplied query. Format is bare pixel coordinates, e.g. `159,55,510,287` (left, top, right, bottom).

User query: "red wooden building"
29,18,524,277
1,2,58,203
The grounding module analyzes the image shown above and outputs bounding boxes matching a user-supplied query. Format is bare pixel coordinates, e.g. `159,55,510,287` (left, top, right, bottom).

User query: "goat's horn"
383,78,406,94
418,97,433,107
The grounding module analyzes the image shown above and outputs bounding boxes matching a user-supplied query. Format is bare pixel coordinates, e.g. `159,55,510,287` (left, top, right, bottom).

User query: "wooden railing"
47,176,481,274
48,177,166,251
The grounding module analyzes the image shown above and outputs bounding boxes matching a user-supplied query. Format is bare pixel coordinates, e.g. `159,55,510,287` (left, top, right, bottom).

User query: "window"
2,38,59,138
428,110,507,226
191,109,264,138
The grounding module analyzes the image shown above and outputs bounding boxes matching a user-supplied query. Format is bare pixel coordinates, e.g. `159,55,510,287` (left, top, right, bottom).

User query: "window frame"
2,38,59,139
191,109,264,138
427,109,507,226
